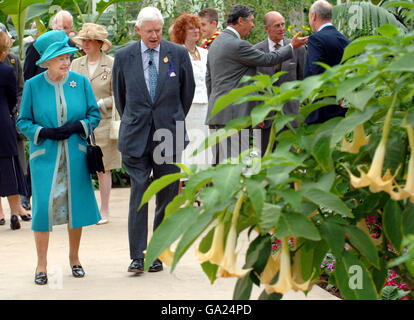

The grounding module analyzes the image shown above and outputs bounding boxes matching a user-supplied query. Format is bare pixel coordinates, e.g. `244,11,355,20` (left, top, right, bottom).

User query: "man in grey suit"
206,4,307,165
254,11,306,155
113,6,195,274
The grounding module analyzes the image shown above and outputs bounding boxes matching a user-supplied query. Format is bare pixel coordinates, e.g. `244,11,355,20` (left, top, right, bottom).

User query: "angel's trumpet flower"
344,106,396,194
194,220,225,265
389,125,414,202
291,248,315,292
216,192,252,278
265,237,293,294
259,251,281,284
340,124,370,154
159,246,175,267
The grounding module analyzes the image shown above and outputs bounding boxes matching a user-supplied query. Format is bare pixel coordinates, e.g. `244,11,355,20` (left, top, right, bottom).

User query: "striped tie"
148,49,158,102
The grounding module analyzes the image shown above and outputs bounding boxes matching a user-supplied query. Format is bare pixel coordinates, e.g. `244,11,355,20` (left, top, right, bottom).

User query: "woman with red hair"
171,14,212,170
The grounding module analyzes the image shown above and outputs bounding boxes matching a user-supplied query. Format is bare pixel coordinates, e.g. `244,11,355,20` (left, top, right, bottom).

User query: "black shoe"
21,196,31,210
71,265,85,278
10,215,21,230
19,214,32,221
34,271,48,285
148,259,163,273
128,259,144,274
0,218,5,226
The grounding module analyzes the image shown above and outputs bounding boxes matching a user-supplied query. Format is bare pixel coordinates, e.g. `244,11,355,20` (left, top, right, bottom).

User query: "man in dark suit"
113,6,195,274
206,4,308,165
254,11,306,155
305,0,350,125
24,10,78,81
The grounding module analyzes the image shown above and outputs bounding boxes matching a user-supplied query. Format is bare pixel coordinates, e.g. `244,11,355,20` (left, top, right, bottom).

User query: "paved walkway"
0,188,338,300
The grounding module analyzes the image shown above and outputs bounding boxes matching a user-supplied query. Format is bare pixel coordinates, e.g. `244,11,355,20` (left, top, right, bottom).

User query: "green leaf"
139,173,185,209
345,225,380,268
302,188,354,218
184,169,213,200
258,203,282,233
320,221,345,258
299,98,338,120
371,258,388,294
383,199,404,251
165,194,187,218
144,207,200,271
300,75,323,101
334,251,379,300
342,36,390,62
213,164,243,203
258,290,283,300
199,228,218,283
377,24,399,39
388,52,414,72
210,84,262,119
171,208,216,272
245,179,266,216
275,211,321,241
233,275,253,300
251,104,278,128
403,202,414,236
346,88,375,111
330,107,378,147
336,72,380,99
275,189,301,212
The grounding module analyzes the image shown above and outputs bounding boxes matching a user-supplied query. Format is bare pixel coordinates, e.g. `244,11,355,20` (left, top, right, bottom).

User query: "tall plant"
141,2,414,300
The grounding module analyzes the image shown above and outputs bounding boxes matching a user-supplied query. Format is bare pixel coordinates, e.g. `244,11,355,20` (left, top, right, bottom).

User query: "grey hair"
135,6,164,28
51,10,73,29
310,0,332,21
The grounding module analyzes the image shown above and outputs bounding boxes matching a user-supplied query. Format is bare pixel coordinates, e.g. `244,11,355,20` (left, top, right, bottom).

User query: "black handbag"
87,122,105,174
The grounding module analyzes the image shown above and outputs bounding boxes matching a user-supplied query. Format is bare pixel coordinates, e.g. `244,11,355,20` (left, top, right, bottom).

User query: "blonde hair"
0,31,12,53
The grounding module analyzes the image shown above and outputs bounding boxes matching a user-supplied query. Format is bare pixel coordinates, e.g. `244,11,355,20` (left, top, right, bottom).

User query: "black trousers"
122,123,180,260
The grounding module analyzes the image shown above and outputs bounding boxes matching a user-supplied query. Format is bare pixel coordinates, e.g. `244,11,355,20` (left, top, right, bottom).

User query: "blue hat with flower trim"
34,30,78,66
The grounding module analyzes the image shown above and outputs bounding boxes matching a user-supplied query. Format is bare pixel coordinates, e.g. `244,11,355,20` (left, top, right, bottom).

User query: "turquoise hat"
34,30,78,66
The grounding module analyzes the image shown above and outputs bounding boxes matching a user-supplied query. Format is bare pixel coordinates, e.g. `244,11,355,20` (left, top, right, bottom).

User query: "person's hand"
39,128,70,140
291,32,308,49
59,121,84,135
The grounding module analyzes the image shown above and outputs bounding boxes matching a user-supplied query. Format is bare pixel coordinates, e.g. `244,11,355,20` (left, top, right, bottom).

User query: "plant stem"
264,121,276,157
231,191,245,225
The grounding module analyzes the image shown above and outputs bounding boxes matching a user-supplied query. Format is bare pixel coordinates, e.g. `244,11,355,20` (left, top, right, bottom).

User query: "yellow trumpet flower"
344,107,397,194
340,124,370,154
259,251,281,284
265,237,293,294
217,223,252,278
389,125,414,202
159,246,175,267
291,248,315,292
194,220,225,265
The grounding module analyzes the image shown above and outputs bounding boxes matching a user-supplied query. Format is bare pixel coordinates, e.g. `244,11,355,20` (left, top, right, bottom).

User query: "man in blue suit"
113,6,195,274
304,0,350,125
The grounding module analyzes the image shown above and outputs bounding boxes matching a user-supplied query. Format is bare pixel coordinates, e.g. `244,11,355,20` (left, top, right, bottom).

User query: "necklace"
188,47,200,60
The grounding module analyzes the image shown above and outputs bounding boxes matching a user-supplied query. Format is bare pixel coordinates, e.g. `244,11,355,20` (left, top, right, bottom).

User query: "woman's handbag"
109,105,120,140
87,122,105,174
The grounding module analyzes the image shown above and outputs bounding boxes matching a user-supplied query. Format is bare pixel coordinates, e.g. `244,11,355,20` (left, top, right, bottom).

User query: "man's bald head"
263,11,286,43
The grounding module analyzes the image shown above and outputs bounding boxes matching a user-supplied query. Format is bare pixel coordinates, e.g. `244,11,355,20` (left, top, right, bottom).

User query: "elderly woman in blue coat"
17,30,102,285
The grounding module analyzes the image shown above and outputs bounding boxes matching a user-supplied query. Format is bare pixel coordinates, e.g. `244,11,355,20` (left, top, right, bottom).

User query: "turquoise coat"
17,71,102,231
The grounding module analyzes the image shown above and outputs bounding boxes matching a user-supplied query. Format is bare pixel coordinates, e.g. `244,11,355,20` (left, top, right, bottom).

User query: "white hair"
51,10,73,29
135,6,164,28
310,0,332,21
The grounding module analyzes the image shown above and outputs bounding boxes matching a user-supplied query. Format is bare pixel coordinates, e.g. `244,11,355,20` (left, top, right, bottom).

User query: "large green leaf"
144,207,200,271
334,251,379,300
233,275,253,300
244,234,271,273
302,188,354,218
403,202,414,236
184,169,213,200
320,221,345,258
245,179,266,216
139,172,185,210
171,208,217,272
212,164,243,203
345,225,380,268
346,88,376,111
383,199,404,251
275,211,321,241
258,202,282,233
388,52,414,72
341,36,391,61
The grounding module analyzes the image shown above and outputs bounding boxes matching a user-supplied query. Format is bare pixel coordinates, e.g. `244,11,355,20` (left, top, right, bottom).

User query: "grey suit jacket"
205,28,294,126
254,38,306,128
113,40,195,157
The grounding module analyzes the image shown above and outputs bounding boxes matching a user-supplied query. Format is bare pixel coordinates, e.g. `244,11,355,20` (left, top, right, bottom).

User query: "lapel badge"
69,81,77,88
101,73,108,81
163,56,169,63
10,58,15,64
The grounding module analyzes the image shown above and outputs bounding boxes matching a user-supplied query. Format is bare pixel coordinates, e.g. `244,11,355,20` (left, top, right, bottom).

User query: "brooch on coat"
69,81,77,88
166,59,176,77
101,67,111,81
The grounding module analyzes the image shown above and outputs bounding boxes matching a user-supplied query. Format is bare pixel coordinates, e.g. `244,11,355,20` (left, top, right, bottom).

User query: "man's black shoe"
128,258,144,274
148,259,163,273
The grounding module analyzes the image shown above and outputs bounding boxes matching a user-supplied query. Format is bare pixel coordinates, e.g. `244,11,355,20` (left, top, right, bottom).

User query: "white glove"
97,98,107,114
